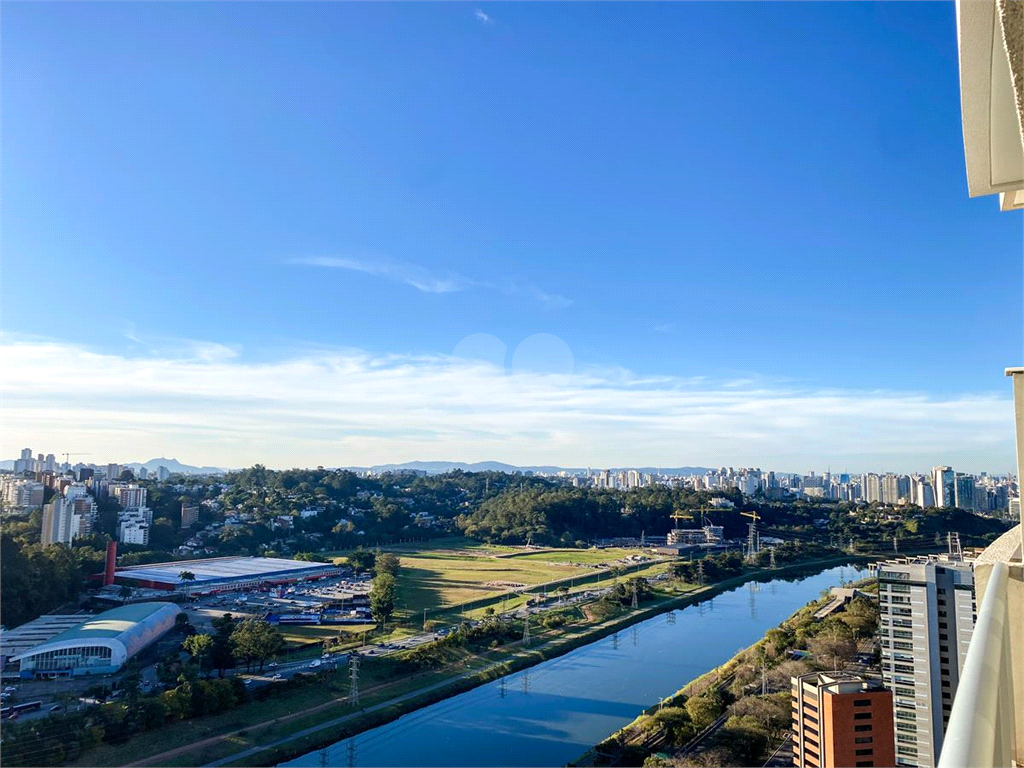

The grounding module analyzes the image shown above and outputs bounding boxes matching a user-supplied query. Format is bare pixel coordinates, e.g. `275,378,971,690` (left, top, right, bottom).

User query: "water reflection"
283,565,866,768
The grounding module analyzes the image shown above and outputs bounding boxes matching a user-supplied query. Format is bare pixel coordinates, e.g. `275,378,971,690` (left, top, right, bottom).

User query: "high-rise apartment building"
41,496,76,546
111,484,147,510
181,502,200,529
791,673,896,768
876,556,976,768
107,463,121,480
863,473,883,504
931,467,955,508
157,465,170,481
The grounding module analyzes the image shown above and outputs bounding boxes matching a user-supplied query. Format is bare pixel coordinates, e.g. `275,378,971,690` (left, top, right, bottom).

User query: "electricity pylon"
348,653,360,706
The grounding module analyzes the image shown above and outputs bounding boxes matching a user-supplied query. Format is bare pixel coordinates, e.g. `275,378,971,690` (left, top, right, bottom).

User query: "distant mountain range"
124,457,228,475
1,456,723,477
338,460,719,476
0,457,228,475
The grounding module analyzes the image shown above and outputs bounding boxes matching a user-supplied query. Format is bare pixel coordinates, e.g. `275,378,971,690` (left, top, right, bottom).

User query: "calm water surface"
283,564,867,768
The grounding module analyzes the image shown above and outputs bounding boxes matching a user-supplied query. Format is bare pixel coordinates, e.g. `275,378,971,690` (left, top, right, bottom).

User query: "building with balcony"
791,672,896,768
876,556,975,767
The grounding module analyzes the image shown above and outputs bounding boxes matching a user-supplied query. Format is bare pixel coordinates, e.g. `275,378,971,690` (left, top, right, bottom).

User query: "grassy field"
395,551,587,617
510,547,648,565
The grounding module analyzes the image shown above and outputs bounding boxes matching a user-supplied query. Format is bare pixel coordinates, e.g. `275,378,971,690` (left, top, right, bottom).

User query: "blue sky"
2,2,1021,472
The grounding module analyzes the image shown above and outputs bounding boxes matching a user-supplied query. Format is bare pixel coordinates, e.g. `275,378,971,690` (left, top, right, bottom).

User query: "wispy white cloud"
290,257,468,294
0,339,1013,473
290,256,571,308
475,9,492,24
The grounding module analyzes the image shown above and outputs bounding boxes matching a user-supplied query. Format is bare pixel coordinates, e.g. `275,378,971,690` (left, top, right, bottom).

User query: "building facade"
876,556,976,767
792,672,896,768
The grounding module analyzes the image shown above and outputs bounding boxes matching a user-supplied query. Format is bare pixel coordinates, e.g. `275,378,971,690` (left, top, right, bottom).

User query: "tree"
118,584,134,605
182,634,214,673
178,571,196,600
374,552,401,577
210,613,238,677
369,572,398,629
230,619,284,672
347,548,376,573
684,693,724,731
807,623,858,670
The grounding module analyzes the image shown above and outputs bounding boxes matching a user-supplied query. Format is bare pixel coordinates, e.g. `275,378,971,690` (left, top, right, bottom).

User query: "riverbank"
569,571,879,768
199,554,873,768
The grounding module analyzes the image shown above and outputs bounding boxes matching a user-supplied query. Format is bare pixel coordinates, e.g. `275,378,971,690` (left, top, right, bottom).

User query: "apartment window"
939,633,949,641
897,734,919,744
854,699,872,707
855,725,873,732
940,657,949,665
856,762,874,767
939,622,948,629
941,681,950,688
893,630,913,639
897,723,918,733
942,692,951,699
894,664,915,673
893,641,913,651
891,583,911,593
854,713,872,720
896,710,917,721
895,687,915,697
856,749,874,756
855,737,874,745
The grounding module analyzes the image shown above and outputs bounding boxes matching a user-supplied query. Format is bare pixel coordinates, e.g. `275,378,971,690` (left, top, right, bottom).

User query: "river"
282,563,867,768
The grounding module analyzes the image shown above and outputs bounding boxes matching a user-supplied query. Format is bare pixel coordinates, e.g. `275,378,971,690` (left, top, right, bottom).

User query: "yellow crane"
669,510,694,527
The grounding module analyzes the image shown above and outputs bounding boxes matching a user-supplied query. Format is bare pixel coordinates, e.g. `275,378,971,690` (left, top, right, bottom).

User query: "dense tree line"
0,536,106,627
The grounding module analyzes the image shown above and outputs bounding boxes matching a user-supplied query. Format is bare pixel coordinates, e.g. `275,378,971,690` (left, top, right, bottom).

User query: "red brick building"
792,673,896,768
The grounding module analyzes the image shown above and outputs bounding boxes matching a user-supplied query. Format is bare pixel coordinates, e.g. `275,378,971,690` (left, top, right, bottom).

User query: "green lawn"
510,547,651,565
393,552,588,617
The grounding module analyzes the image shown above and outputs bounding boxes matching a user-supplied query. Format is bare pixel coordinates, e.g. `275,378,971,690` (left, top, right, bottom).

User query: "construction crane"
669,510,694,527
62,452,91,466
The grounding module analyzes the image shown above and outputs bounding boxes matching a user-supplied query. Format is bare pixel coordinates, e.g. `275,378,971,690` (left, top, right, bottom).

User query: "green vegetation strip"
171,554,871,768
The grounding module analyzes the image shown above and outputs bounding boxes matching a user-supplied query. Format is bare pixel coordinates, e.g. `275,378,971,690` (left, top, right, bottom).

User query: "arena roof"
10,603,182,668
44,603,173,643
0,615,89,658
116,556,335,587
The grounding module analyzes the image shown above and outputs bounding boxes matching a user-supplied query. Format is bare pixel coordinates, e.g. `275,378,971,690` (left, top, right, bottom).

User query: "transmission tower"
499,676,507,699
522,670,530,695
893,535,899,554
347,740,356,768
666,610,676,626
522,612,531,645
697,560,705,587
348,653,361,706
948,532,963,560
631,581,638,608
769,548,777,569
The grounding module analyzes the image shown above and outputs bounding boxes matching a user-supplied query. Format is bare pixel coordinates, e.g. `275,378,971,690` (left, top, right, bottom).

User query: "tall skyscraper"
876,556,976,767
931,467,955,508
41,496,76,546
953,474,975,511
792,672,896,768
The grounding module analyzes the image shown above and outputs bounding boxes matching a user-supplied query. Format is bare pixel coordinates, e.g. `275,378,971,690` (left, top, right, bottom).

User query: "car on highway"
49,705,62,713
271,673,284,680
268,662,278,668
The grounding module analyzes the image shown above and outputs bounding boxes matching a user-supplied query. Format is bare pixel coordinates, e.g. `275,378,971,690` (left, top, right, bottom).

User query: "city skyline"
2,2,1022,474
